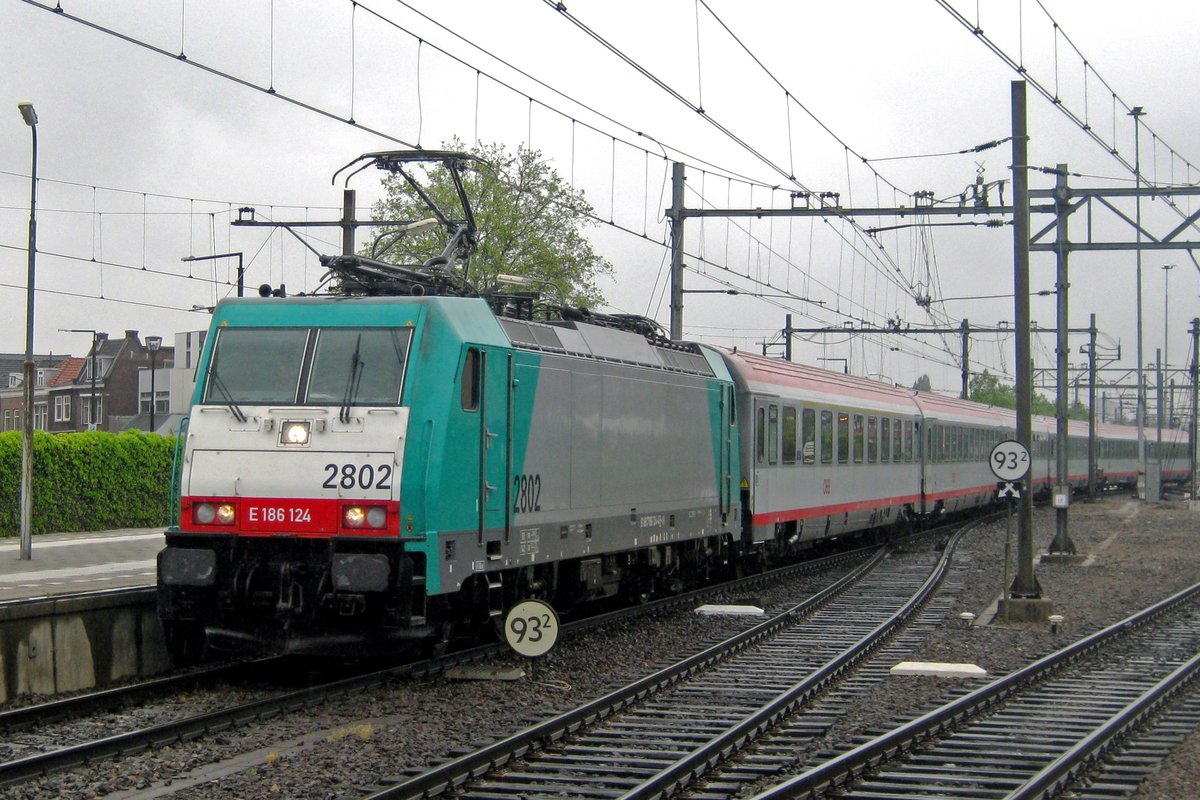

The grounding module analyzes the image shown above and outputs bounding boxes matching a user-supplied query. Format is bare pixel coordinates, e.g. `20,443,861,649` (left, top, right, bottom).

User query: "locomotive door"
719,384,734,521
476,348,513,545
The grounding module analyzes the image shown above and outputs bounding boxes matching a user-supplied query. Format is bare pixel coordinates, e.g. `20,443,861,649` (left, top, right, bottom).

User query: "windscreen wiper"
207,364,248,423
339,335,364,423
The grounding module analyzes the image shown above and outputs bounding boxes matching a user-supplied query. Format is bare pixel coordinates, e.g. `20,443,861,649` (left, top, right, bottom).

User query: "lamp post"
1130,106,1146,498
146,336,162,433
60,329,105,430
18,101,38,562
181,252,244,297
1162,264,1174,376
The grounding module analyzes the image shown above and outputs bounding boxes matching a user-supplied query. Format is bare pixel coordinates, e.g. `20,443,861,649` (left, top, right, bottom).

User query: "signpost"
503,599,560,677
990,440,1031,608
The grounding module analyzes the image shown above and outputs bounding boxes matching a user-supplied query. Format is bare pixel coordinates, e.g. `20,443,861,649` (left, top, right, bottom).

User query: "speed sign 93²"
989,439,1030,481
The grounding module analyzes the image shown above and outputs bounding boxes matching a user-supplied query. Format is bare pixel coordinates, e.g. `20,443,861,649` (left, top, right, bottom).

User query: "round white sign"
989,439,1031,481
503,599,560,658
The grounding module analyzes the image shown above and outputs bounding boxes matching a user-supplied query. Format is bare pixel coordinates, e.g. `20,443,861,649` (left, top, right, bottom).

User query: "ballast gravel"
7,493,1200,800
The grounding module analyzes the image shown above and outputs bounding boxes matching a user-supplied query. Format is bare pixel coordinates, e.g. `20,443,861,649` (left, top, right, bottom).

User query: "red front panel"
181,496,401,538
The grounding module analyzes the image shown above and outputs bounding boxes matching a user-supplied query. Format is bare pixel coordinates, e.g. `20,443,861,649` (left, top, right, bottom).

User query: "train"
156,151,1187,661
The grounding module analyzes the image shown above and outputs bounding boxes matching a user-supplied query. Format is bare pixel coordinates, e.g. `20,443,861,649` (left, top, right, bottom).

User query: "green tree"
370,140,612,307
912,374,933,392
968,369,1087,418
968,370,1016,407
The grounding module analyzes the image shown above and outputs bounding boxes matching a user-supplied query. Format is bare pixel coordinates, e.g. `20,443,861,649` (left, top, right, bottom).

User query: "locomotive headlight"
280,420,311,446
194,502,236,526
215,503,236,524
342,505,388,530
366,506,387,528
194,503,216,524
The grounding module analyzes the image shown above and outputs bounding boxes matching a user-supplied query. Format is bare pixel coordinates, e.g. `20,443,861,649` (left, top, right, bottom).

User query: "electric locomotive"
157,152,741,659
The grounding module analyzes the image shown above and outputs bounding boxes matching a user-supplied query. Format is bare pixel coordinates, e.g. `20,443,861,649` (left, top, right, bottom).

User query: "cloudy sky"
2,0,1198,397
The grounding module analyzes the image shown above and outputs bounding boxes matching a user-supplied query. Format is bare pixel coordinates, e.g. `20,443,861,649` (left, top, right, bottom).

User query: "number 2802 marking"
513,473,541,513
322,463,393,490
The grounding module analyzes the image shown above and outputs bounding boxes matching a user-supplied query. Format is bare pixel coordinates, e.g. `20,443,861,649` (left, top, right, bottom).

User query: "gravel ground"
8,493,1199,799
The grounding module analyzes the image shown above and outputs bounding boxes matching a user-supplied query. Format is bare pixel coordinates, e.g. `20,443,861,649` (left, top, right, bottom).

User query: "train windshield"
203,327,412,406
307,328,411,405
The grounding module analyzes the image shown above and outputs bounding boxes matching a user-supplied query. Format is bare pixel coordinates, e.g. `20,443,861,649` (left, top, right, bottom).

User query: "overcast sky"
2,0,1198,396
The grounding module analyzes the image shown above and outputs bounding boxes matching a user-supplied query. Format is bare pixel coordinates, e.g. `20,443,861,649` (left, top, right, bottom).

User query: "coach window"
893,418,903,462
867,416,878,463
802,408,816,464
782,407,797,465
756,406,766,464
461,348,480,411
837,411,850,464
852,414,865,463
768,404,780,465
880,417,891,463
820,410,833,464
903,420,913,462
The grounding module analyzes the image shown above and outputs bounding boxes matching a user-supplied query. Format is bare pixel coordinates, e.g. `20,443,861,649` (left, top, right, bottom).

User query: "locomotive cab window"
307,328,411,405
203,327,308,405
461,348,480,411
203,326,412,407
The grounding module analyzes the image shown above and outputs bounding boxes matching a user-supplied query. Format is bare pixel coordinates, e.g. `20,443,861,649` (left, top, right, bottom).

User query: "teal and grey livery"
158,293,741,658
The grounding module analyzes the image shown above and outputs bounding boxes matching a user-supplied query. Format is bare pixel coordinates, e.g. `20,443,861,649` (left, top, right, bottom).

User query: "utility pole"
342,189,356,257
1009,80,1042,601
960,319,970,399
1190,317,1198,505
1050,163,1074,554
1087,313,1098,499
668,162,686,340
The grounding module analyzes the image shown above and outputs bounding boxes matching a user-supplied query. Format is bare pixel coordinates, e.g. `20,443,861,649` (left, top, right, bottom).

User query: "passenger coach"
720,350,923,547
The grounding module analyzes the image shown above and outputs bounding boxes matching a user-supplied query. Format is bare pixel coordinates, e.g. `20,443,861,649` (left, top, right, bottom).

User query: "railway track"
358,524,972,800
749,579,1200,800
0,544,870,791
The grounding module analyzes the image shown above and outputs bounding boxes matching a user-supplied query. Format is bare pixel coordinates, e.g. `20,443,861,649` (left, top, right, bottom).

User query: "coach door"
475,347,513,546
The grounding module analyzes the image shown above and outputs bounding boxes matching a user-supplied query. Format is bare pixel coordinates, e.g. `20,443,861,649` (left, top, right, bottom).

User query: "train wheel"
163,621,208,666
426,621,454,658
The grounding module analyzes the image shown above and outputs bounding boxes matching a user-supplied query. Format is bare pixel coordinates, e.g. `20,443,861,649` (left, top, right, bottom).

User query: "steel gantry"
666,81,1200,602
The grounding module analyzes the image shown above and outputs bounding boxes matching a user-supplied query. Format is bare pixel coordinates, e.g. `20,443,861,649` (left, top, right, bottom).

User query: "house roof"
48,357,86,387
0,352,59,371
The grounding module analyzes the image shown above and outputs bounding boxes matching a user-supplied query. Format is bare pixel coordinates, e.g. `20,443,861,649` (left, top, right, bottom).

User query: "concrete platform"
0,529,165,601
0,528,171,702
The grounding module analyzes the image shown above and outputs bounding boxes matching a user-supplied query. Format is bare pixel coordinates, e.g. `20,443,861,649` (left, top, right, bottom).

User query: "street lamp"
1130,105,1147,498
18,101,38,562
146,336,162,433
60,329,106,430
182,252,244,297
1162,264,1174,372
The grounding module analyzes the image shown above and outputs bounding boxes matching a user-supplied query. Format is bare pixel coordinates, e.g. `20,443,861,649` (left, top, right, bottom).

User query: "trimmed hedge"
0,430,177,536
